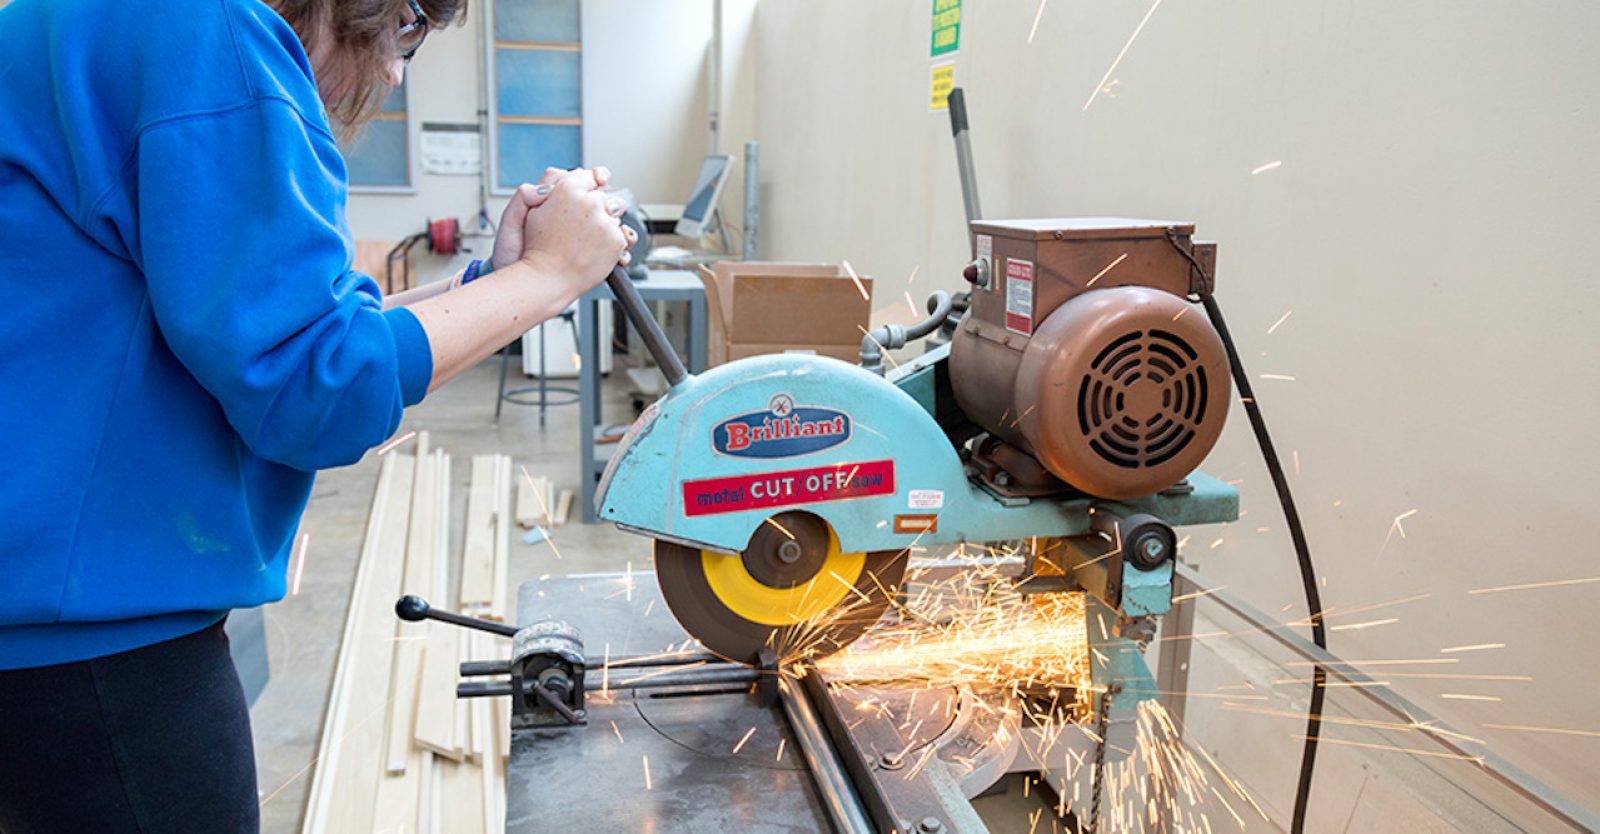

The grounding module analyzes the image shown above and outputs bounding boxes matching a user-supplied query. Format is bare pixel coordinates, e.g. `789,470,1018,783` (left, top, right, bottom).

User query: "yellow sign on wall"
929,63,956,111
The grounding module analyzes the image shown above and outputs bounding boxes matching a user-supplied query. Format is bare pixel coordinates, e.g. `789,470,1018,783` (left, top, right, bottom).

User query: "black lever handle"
395,595,517,637
948,87,969,136
605,265,688,387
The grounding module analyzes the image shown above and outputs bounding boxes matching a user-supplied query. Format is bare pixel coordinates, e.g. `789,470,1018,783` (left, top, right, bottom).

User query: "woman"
0,0,631,829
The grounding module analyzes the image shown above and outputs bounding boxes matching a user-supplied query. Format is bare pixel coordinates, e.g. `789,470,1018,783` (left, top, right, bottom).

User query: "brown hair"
271,0,465,135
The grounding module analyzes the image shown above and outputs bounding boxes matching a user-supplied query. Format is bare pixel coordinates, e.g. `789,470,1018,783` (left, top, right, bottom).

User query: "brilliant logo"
712,394,852,459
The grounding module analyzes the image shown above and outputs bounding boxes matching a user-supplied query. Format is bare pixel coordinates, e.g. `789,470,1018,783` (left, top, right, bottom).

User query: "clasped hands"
490,166,637,287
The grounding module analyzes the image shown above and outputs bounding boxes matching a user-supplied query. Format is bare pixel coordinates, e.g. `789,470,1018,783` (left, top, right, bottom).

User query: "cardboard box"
698,262,873,366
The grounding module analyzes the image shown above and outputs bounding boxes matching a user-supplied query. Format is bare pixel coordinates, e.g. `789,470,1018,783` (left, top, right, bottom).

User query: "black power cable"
1199,292,1327,833
1167,228,1327,833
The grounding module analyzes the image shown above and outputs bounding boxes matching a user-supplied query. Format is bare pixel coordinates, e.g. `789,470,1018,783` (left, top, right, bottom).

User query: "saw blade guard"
597,351,1242,556
595,352,973,556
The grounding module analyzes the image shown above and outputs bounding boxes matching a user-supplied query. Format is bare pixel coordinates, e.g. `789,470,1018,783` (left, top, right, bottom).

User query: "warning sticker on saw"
1004,258,1034,335
683,460,895,517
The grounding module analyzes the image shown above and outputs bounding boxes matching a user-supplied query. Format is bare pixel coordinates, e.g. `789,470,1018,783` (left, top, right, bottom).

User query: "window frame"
483,0,586,197
346,80,419,195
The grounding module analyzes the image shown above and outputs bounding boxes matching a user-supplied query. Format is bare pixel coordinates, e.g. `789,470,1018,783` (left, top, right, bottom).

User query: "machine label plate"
711,393,852,459
894,514,938,534
1005,258,1034,334
908,489,945,509
682,459,895,517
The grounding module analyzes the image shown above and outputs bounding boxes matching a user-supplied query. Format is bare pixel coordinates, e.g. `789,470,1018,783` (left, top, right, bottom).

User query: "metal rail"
1171,563,1600,833
778,675,874,834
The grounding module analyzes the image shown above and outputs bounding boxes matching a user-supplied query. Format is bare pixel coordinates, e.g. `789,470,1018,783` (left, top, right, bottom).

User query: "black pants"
0,619,258,833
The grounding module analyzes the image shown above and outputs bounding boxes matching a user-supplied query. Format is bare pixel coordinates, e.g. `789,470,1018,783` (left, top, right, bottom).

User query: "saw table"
503,576,828,832
493,573,1065,834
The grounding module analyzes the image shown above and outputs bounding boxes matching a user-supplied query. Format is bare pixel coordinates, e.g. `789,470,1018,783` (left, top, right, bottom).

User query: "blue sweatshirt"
0,0,433,669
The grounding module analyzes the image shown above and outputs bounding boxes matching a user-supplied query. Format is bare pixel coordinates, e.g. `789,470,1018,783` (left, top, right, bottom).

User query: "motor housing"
949,218,1230,500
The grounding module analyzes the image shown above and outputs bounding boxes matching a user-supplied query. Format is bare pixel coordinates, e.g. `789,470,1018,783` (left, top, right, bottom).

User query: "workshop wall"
345,0,722,277
741,0,1600,822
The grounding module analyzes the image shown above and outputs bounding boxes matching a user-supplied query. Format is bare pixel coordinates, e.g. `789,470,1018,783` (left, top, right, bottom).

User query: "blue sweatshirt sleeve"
134,98,433,471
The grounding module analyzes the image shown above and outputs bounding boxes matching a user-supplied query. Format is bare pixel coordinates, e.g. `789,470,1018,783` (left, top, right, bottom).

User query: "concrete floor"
251,357,652,833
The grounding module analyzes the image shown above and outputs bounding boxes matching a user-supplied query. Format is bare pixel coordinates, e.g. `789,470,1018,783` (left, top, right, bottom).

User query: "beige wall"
743,0,1600,820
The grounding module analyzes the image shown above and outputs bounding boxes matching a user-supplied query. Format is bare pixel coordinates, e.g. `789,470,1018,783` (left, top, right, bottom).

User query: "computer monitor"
674,154,735,239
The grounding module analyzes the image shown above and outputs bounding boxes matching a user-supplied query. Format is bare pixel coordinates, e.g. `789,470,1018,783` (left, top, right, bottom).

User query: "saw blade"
654,516,907,664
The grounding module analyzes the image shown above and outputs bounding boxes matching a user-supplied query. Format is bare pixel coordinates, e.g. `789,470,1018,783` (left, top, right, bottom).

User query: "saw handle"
605,265,688,387
394,595,517,638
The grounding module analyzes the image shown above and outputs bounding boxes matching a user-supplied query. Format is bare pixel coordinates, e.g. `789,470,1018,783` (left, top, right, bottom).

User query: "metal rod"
598,650,723,670
584,665,757,692
947,87,982,254
777,675,874,834
743,141,759,260
606,266,688,387
458,680,512,699
1172,563,1600,833
462,665,755,698
460,659,512,677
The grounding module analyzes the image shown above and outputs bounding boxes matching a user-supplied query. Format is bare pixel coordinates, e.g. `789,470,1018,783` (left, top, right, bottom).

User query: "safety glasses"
397,0,429,62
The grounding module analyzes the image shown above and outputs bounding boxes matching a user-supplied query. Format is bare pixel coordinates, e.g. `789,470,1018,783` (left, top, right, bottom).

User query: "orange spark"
519,465,565,560
1483,723,1600,738
1329,618,1398,632
1171,586,1228,604
1468,576,1600,595
1085,253,1129,287
1441,643,1504,654
1027,0,1049,44
290,532,311,596
376,430,417,456
765,517,796,539
1083,0,1164,111
842,260,869,302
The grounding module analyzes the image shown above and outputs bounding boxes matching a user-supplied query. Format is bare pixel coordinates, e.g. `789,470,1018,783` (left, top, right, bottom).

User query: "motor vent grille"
1076,329,1210,470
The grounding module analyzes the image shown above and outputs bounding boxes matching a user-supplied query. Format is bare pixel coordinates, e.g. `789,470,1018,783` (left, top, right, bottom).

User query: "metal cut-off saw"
398,90,1250,833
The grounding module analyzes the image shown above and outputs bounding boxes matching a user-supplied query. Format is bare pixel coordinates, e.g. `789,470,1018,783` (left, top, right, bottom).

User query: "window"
343,82,414,191
486,0,583,194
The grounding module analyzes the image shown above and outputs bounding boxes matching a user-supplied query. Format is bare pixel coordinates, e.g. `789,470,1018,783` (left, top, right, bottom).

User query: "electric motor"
948,218,1231,500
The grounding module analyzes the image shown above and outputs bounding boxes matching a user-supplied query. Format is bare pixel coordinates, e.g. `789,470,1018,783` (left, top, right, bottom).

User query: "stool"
495,310,582,428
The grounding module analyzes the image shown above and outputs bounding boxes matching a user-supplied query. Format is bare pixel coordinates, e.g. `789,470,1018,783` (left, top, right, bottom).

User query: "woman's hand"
490,166,615,271
517,171,634,288
406,164,637,394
